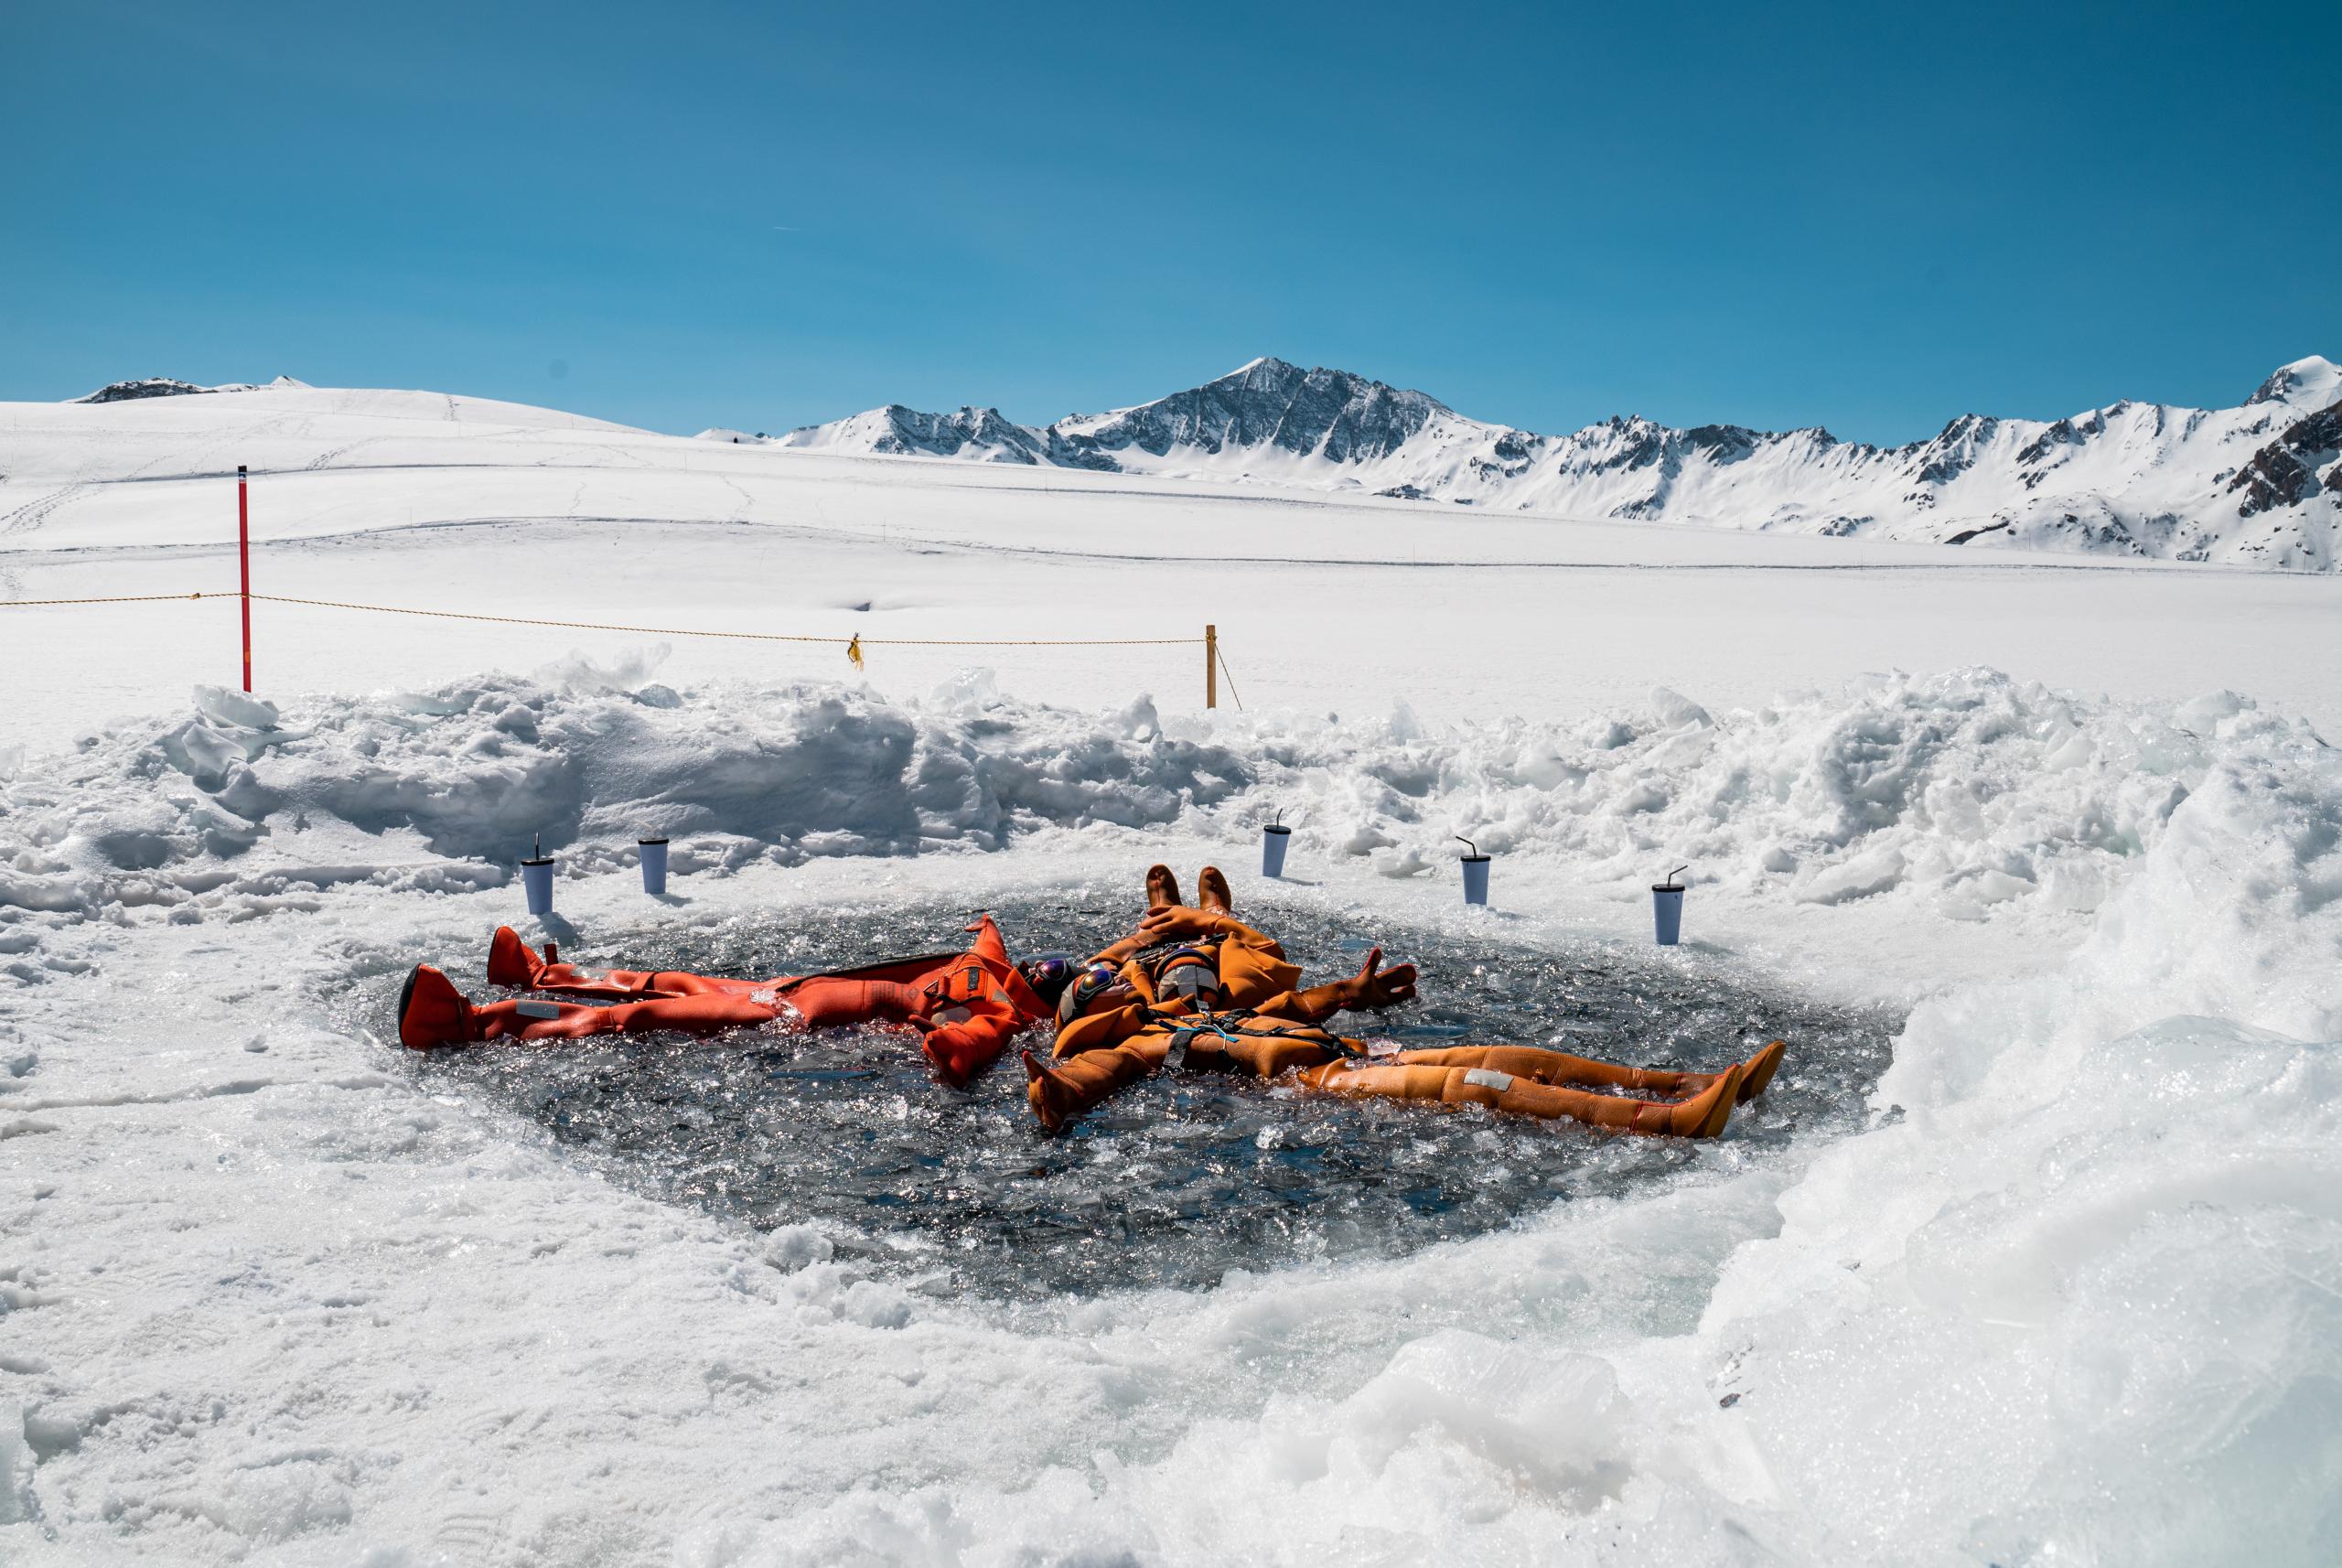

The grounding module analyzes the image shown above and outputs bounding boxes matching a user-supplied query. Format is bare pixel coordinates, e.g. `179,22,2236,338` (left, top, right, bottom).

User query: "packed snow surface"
4,381,2342,1563
5,659,2341,1563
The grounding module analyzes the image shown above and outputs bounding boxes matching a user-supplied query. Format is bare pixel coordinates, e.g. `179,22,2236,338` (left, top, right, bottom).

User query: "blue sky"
4,0,2334,444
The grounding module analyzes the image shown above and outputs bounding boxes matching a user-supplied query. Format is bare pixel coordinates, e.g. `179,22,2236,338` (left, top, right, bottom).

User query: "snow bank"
6,667,2341,1559
0,671,1250,946
660,676,2342,1563
2,662,2314,959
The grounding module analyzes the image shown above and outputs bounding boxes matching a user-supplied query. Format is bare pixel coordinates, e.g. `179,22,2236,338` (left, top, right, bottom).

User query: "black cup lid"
1262,823,1292,834
1460,854,1491,863
639,836,670,844
521,856,555,866
1652,881,1684,892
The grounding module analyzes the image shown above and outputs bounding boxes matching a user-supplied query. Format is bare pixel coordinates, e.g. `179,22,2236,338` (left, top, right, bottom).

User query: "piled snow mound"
1241,670,2271,926
0,663,2324,968
0,675,1251,940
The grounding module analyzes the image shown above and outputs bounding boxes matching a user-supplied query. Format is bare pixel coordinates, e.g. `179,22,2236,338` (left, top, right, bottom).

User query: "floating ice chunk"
761,1224,835,1273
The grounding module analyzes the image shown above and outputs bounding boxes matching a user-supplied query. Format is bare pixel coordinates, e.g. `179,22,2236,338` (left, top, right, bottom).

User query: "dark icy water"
351,894,1898,1299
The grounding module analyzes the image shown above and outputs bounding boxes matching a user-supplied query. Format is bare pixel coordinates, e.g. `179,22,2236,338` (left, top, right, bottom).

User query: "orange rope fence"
2,588,1246,706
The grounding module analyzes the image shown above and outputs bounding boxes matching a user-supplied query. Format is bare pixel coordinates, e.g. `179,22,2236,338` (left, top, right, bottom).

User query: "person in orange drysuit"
1059,863,1338,1018
1024,922,1785,1138
396,915,1052,1086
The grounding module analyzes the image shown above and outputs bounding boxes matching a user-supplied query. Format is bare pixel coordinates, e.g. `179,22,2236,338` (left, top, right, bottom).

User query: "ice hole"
356,896,1898,1301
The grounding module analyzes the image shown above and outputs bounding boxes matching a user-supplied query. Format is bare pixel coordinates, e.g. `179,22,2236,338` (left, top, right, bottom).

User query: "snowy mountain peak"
2247,355,2342,412
766,353,2342,570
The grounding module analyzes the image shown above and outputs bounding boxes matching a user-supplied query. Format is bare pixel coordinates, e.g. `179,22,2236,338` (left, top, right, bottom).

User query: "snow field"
4,654,2339,1562
8,382,2342,757
5,384,2342,1563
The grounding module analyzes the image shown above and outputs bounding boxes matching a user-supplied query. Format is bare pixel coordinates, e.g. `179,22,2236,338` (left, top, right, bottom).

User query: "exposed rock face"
1048,360,1444,466
770,353,2342,570
70,375,309,404
75,377,217,403
2229,402,2342,518
862,406,1047,464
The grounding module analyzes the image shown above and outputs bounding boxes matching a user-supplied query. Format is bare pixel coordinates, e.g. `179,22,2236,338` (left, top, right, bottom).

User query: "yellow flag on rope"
845,634,864,671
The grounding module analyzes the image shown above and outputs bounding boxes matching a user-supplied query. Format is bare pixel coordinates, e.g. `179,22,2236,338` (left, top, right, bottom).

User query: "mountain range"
730,355,2342,569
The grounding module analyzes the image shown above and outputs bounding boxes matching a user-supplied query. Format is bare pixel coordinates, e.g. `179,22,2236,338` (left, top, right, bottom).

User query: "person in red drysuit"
395,915,1052,1086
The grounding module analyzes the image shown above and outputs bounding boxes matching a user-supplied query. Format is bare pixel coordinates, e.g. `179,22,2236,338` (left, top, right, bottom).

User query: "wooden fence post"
1205,624,1217,709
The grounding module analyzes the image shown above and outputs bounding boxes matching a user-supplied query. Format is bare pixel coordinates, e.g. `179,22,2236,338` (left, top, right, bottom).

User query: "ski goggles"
1015,952,1078,1006
1057,962,1125,1025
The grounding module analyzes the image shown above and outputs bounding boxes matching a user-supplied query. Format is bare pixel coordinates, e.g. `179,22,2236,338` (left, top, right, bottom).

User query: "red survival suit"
397,916,1046,1086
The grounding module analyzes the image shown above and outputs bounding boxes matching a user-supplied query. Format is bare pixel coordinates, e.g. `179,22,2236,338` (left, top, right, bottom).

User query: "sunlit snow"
3,381,2339,1564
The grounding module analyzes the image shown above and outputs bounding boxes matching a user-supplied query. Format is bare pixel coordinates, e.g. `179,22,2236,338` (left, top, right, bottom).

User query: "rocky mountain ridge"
750,355,2342,569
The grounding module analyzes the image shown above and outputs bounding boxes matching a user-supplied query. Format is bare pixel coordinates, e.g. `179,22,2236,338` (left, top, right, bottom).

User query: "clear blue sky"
4,0,2334,445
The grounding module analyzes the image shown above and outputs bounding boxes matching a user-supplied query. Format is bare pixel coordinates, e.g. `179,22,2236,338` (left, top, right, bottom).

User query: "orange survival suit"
1083,911,1302,1011
397,916,1046,1086
1026,983,1782,1138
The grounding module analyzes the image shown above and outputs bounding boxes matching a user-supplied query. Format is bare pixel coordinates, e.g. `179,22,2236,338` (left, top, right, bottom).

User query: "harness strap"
1149,1004,1357,1068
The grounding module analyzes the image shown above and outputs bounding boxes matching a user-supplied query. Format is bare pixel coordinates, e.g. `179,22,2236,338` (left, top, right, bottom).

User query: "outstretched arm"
1273,947,1418,1024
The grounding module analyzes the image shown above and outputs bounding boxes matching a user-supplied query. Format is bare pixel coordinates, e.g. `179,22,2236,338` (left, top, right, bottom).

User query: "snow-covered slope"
8,366,2342,1561
769,355,2342,570
1,379,647,501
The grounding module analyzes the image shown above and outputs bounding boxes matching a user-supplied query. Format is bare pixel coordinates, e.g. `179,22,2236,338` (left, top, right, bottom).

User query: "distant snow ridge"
72,374,310,403
767,354,2342,570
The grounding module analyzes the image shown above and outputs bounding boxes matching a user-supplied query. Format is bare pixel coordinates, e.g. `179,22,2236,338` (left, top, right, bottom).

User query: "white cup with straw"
1652,865,1688,945
1262,811,1292,878
521,835,556,917
1456,835,1491,906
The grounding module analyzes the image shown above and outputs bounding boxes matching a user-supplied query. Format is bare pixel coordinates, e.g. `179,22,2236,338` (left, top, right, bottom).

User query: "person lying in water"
1023,941,1784,1139
391,863,1312,1087
395,914,1057,1086
1058,862,1390,1018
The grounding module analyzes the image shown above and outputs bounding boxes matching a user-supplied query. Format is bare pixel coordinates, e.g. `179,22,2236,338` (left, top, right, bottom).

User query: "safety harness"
1151,1004,1358,1072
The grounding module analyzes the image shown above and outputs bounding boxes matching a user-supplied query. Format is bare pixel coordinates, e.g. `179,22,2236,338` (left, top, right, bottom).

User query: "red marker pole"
237,464,252,693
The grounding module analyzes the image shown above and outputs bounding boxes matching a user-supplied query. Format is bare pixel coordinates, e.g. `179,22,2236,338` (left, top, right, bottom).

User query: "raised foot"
1197,865,1232,913
398,964,478,1050
1739,1040,1786,1102
1145,864,1181,909
1638,1062,1744,1138
486,926,541,988
1690,1063,1745,1137
1022,1050,1076,1135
